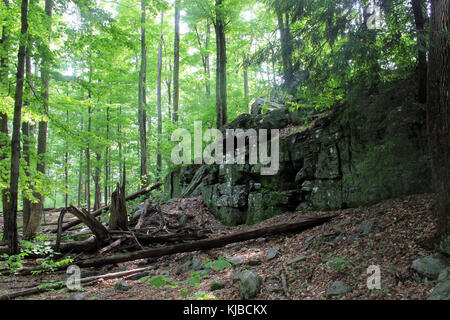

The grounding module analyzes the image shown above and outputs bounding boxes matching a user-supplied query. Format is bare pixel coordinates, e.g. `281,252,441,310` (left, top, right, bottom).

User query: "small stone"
326,281,351,298
265,247,279,261
296,202,310,211
412,254,448,280
176,260,191,274
332,218,351,233
68,293,87,300
115,281,131,292
238,271,263,300
355,220,374,236
229,255,248,265
191,255,204,271
287,256,306,265
210,281,226,291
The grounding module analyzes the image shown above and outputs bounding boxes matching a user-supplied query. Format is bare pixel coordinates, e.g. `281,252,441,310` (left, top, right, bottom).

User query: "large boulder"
428,267,450,300
412,254,448,280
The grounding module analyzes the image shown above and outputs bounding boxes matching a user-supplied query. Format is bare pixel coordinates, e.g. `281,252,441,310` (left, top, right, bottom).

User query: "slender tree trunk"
243,56,249,100
22,38,33,234
64,110,69,208
77,116,84,208
94,151,101,210
427,0,450,249
104,106,110,206
138,0,148,187
205,21,211,97
412,0,428,104
195,22,211,97
86,104,91,213
276,10,293,89
156,10,164,176
118,105,122,183
173,0,180,123
214,0,227,129
26,0,52,240
7,0,29,254
0,0,10,244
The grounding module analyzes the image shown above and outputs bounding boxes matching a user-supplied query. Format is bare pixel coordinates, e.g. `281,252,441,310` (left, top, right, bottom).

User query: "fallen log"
73,214,334,269
0,266,155,300
51,231,211,255
55,181,162,233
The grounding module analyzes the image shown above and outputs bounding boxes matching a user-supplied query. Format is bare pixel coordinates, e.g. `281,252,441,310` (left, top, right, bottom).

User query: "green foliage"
192,291,216,300
0,236,72,275
204,255,233,271
328,256,352,271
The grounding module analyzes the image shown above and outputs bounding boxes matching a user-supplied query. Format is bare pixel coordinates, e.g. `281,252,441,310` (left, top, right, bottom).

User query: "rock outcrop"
165,88,431,226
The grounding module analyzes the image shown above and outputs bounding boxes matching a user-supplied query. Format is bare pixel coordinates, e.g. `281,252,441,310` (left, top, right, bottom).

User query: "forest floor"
0,193,443,300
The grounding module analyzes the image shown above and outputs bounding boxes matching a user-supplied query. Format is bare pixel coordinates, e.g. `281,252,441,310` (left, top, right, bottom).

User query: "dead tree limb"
55,206,110,252
0,266,155,300
73,214,334,269
55,182,162,233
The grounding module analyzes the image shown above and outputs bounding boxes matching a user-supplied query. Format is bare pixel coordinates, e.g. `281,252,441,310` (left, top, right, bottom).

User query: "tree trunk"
412,0,428,104
194,22,211,97
118,105,123,183
0,0,10,244
94,152,101,210
22,39,33,234
215,0,227,129
77,116,84,208
157,10,163,175
26,0,52,240
138,0,148,187
86,104,91,213
105,106,110,206
427,0,450,249
64,110,69,208
109,182,128,231
277,10,293,90
7,0,29,254
173,0,180,123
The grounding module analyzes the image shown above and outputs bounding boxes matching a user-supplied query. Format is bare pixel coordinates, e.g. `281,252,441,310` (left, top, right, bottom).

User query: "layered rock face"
165,91,431,226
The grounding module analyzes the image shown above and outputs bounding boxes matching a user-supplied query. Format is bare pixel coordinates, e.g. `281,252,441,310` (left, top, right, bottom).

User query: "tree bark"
173,0,180,123
26,0,52,240
138,0,148,187
412,0,428,104
0,0,10,244
7,0,29,254
109,182,128,231
427,0,450,248
215,0,227,129
77,116,84,208
276,10,293,90
65,110,69,208
22,36,33,234
157,10,163,175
